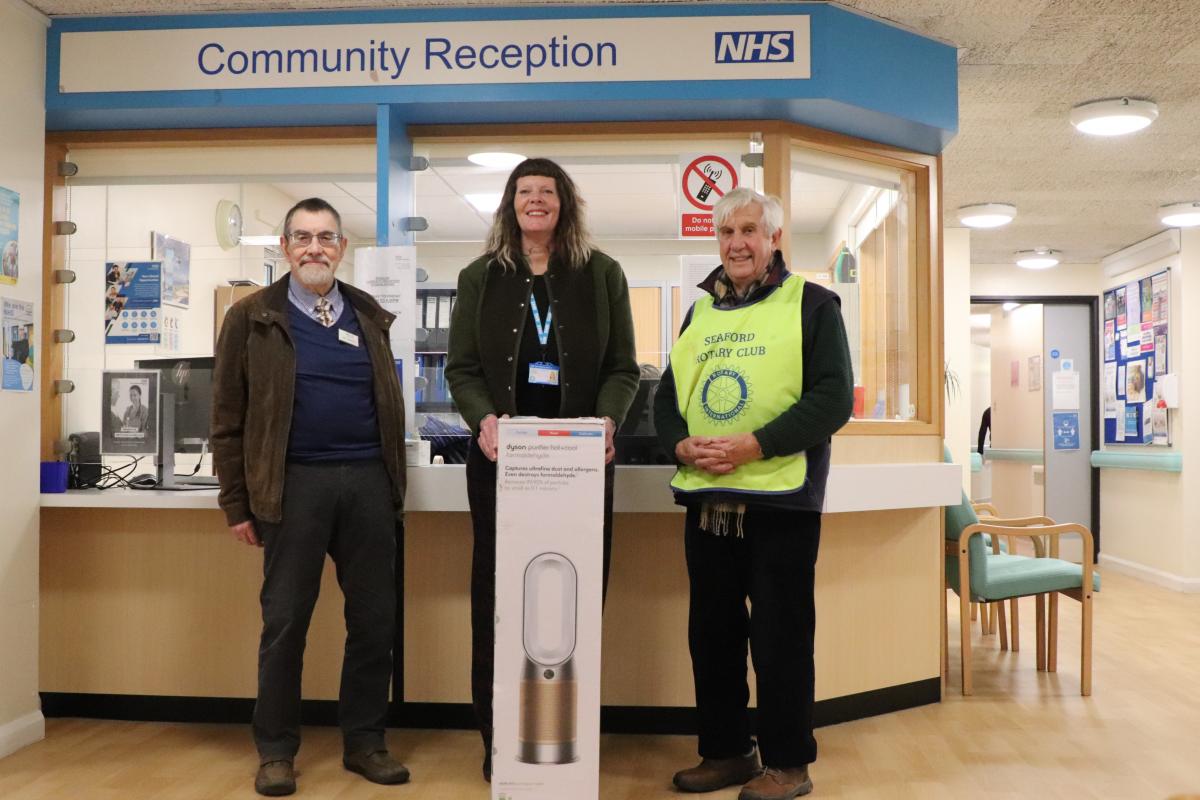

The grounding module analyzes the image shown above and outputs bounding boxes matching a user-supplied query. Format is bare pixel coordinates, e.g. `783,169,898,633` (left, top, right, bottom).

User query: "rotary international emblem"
700,366,751,423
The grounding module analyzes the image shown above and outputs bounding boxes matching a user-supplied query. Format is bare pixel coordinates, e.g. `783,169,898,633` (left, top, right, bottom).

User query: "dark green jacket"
446,250,640,433
211,274,407,526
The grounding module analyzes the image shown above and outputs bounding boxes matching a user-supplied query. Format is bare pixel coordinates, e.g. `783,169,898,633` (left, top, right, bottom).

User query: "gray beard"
296,262,334,292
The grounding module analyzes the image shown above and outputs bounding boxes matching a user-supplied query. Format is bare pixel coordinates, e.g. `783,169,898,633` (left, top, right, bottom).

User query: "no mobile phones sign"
680,153,739,237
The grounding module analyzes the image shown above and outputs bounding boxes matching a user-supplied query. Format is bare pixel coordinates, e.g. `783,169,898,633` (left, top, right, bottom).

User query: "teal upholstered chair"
941,449,1009,642
943,490,1099,695
966,501,1013,642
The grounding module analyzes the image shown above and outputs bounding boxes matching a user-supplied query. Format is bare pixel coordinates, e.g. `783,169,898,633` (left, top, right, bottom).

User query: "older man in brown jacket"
212,198,407,797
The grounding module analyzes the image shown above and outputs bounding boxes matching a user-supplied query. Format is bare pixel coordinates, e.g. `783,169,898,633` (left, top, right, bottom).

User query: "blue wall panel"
45,3,957,154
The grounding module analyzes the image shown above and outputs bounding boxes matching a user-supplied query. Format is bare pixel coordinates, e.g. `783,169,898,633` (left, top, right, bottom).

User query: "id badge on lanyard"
528,361,560,386
528,292,559,386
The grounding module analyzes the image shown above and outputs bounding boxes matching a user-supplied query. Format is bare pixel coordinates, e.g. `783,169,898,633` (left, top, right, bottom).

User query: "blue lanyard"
529,293,553,347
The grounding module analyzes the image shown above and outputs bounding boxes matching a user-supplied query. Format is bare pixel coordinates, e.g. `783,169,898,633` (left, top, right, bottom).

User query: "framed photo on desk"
101,369,160,456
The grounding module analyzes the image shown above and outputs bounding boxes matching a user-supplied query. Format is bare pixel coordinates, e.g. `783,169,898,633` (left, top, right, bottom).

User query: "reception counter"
39,438,958,730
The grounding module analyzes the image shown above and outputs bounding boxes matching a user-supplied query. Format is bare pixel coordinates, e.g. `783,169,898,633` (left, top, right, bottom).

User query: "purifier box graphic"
518,552,579,765
494,417,603,799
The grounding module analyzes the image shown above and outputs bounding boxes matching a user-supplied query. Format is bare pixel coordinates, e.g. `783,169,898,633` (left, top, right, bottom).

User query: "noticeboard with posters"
1102,268,1169,445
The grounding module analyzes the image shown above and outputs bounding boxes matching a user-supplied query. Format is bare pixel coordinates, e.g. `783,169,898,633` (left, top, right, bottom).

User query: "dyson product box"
493,417,605,800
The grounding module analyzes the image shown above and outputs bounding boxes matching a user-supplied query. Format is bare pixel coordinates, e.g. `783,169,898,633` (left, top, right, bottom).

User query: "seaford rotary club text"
696,332,767,363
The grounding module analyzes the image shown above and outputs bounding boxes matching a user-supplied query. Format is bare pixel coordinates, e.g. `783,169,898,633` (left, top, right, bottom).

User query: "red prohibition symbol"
682,155,739,211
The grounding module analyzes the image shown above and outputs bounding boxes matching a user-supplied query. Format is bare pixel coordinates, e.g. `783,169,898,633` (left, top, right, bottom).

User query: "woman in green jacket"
446,157,639,782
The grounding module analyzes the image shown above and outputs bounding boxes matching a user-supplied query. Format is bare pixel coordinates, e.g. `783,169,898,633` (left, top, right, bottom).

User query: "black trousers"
466,439,614,752
684,504,822,768
253,460,398,762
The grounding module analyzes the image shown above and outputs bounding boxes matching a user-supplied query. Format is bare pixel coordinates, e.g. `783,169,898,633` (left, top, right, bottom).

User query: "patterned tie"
314,297,333,327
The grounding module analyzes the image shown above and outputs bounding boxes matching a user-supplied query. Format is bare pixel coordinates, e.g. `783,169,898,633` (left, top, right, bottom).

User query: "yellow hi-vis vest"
669,274,807,496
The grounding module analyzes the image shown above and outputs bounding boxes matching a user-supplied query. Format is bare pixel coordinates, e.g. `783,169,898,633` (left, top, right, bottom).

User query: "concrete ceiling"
27,0,1200,266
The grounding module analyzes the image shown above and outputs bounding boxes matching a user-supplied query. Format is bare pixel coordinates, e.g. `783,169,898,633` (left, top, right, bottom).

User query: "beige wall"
971,261,1099,297
989,303,1043,517
0,0,47,758
943,228,972,485
969,341,992,501
1185,231,1200,584
972,242,1200,590
1100,242,1199,589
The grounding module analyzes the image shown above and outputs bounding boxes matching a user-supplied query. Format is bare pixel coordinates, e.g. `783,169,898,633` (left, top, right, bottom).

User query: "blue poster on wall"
105,261,162,344
1052,411,1080,451
0,186,18,286
1,297,34,391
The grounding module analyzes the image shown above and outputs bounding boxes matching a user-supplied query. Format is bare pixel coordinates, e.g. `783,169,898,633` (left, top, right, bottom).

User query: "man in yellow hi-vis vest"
655,188,854,800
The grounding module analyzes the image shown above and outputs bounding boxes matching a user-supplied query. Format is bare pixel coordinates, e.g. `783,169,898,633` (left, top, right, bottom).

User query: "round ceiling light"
1070,97,1158,136
467,151,526,169
1015,248,1060,270
957,203,1016,228
1160,201,1200,228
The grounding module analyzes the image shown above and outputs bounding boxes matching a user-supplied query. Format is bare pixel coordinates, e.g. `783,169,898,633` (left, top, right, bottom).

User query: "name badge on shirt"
338,329,360,347
528,361,560,386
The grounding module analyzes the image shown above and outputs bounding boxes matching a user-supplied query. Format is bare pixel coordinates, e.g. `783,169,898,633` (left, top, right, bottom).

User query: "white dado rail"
41,463,962,514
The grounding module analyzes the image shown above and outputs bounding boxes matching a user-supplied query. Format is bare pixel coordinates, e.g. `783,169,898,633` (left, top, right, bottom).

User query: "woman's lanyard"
530,293,552,354
528,291,560,386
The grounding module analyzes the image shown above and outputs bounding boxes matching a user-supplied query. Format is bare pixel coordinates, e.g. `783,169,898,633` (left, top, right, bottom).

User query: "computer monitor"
135,357,214,453
618,377,659,437
615,377,670,465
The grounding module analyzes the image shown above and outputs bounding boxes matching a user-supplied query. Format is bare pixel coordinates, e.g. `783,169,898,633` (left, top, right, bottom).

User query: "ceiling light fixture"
957,203,1016,228
1070,97,1158,136
467,151,527,169
1015,248,1060,270
465,192,503,213
1002,302,1020,312
1159,201,1200,228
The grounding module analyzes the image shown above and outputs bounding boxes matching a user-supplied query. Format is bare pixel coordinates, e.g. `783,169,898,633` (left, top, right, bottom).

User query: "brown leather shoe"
254,760,296,797
343,749,411,785
673,747,761,793
738,766,813,800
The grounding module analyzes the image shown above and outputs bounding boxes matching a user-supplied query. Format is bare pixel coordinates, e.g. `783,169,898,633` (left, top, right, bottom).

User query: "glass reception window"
56,141,377,477
408,132,763,461
788,143,919,423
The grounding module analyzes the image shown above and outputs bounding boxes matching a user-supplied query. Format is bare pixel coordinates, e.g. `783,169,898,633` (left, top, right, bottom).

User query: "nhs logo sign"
714,31,794,64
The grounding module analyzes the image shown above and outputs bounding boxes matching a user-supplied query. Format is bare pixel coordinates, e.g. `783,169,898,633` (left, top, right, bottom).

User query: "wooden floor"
2,570,1198,799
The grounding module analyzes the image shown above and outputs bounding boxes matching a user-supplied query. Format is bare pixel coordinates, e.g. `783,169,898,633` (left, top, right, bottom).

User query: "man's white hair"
712,187,784,238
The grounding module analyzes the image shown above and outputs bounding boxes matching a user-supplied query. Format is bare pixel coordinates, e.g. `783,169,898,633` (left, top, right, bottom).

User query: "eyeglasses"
285,230,344,248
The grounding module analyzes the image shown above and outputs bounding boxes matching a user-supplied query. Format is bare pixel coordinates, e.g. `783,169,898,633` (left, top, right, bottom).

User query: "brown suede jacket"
211,274,407,527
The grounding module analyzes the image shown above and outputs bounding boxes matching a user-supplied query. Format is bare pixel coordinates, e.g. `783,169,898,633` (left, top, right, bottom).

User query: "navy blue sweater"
286,303,383,463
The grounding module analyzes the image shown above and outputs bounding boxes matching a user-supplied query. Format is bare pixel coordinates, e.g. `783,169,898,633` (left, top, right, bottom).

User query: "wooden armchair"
949,515,1098,695
968,501,1047,650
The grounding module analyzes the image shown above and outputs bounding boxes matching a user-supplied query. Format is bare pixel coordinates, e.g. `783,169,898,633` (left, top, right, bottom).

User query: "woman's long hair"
484,158,593,271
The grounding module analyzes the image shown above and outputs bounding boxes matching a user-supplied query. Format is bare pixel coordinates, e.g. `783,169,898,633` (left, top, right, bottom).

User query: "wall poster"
0,187,18,286
105,261,162,344
1,297,34,391
152,232,191,308
1103,268,1169,445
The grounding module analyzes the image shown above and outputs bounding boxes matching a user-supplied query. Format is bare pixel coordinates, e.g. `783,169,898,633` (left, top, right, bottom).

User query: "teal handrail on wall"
1090,450,1182,472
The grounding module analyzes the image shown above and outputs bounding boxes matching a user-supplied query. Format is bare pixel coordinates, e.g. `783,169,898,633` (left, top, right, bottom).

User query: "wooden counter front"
40,443,953,721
